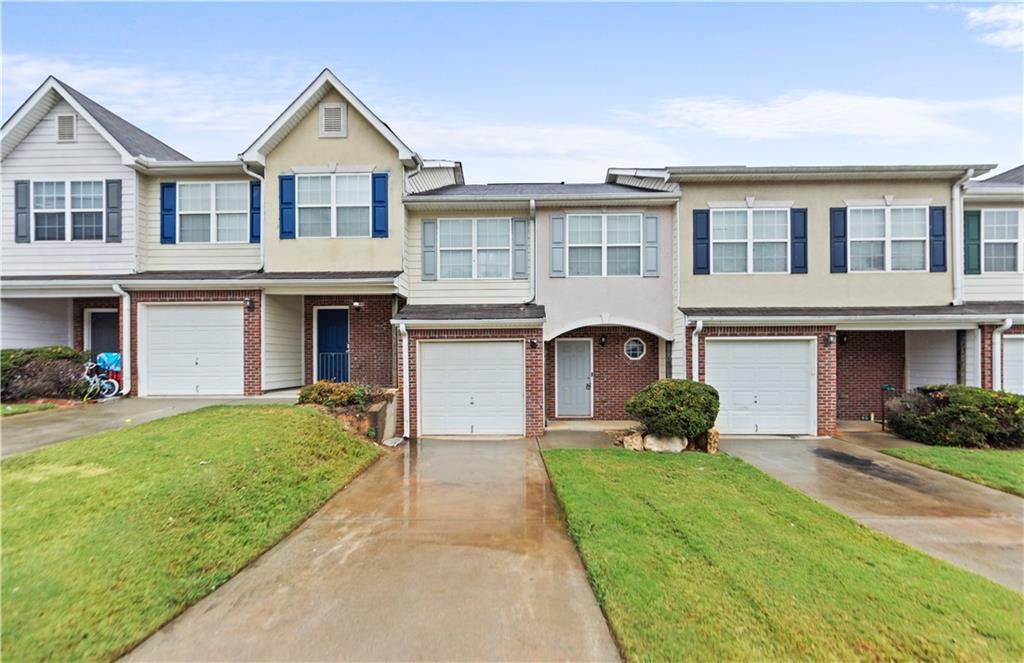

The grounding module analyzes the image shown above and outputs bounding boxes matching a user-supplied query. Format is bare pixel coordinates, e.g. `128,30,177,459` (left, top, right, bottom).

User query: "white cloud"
963,4,1024,51
625,90,1020,141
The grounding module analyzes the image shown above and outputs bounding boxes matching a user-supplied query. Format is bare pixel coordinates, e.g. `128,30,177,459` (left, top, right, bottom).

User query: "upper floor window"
32,180,103,241
567,213,642,276
982,209,1022,273
438,218,511,279
296,173,370,238
319,102,347,138
178,182,249,243
56,114,76,142
848,206,927,272
710,209,789,274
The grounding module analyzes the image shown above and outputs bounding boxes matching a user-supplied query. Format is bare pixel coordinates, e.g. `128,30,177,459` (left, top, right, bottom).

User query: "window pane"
217,213,248,242
178,183,210,213
477,249,510,278
753,242,787,272
215,182,248,211
72,211,103,240
298,207,330,237
984,243,1018,272
711,210,747,240
335,174,370,206
568,246,602,275
891,239,926,271
476,219,510,248
891,207,927,238
607,246,641,275
624,339,646,359
34,212,65,240
297,176,331,205
33,181,65,210
439,219,472,248
850,240,884,271
849,209,885,239
337,207,370,237
983,210,1019,241
607,215,641,244
712,242,746,273
568,215,602,244
71,181,103,209
752,210,787,240
439,249,472,278
180,214,211,242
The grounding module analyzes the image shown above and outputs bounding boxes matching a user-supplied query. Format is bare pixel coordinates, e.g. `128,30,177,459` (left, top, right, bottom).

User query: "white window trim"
295,173,371,239
84,307,118,353
624,337,647,360
30,179,105,243
565,213,644,277
437,217,513,280
318,102,348,138
176,181,250,244
980,208,1024,274
55,114,77,143
709,208,790,275
847,206,929,273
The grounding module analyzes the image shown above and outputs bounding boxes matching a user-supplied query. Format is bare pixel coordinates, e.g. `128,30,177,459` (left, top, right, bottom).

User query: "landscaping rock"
620,430,645,451
642,434,687,453
693,428,720,454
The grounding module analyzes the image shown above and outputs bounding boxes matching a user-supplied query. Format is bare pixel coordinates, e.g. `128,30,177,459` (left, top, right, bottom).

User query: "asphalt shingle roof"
408,183,663,197
971,165,1024,187
394,303,546,321
680,302,1024,318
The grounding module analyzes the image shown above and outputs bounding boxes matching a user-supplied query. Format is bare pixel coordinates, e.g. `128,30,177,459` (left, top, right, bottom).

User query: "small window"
438,217,512,279
710,208,790,274
624,338,647,360
982,209,1022,273
566,213,643,276
177,181,250,243
56,114,76,142
848,206,928,272
319,102,347,138
296,173,371,238
32,181,66,241
71,181,104,240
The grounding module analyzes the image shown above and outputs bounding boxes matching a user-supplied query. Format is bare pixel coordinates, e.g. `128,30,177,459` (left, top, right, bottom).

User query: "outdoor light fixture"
351,301,362,310
529,339,538,349
824,333,836,347
599,335,608,346
243,297,254,311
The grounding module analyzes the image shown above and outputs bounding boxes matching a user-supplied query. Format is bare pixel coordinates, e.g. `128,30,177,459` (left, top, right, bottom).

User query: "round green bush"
626,379,720,440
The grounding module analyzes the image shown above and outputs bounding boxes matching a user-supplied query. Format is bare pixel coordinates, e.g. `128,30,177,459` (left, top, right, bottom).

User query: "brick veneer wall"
836,330,905,420
395,327,545,439
130,290,262,396
72,297,121,352
984,324,1024,391
686,325,837,436
303,295,395,387
545,326,659,420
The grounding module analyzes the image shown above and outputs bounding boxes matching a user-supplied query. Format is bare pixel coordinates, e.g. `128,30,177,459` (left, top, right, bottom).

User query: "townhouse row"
2,70,1021,438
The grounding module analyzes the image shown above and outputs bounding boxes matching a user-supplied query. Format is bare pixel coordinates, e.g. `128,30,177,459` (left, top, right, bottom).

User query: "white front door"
1003,336,1023,394
705,338,817,435
556,339,592,417
143,304,244,396
419,341,525,435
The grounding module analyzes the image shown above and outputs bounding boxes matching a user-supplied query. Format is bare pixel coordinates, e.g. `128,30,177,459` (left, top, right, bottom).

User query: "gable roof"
241,68,416,166
1,76,189,162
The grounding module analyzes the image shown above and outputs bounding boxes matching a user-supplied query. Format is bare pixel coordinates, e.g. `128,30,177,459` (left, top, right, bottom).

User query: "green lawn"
2,402,57,417
1,405,379,662
543,449,1024,662
881,447,1024,497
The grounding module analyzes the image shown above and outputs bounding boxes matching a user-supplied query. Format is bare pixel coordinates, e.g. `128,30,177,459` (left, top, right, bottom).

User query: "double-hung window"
33,181,66,241
710,208,789,273
438,218,512,279
32,180,104,241
982,209,1022,273
566,213,642,276
848,206,927,272
71,181,104,240
296,173,371,238
178,182,249,243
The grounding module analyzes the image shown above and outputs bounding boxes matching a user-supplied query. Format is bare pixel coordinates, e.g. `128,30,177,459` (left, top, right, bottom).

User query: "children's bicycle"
81,360,120,400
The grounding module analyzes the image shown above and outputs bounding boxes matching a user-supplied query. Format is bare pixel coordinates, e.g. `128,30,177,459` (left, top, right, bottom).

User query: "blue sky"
3,2,1021,182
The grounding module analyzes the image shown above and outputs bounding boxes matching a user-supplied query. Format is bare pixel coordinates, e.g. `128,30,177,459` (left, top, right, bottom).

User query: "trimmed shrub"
298,381,383,410
1,346,89,401
626,379,720,440
887,385,1024,449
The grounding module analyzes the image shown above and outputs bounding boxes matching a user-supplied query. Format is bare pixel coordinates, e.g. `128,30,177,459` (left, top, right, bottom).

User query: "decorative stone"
642,434,687,453
620,430,644,451
693,428,720,454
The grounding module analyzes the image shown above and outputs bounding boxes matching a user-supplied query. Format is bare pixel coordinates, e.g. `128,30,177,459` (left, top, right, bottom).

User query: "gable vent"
56,114,77,142
319,102,347,138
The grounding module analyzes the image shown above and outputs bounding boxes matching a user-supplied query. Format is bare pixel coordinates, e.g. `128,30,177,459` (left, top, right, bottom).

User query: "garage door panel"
143,304,244,396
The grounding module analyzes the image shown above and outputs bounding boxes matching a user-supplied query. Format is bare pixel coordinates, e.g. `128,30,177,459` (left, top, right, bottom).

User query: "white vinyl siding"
296,173,371,238
1,298,71,348
438,218,512,280
566,213,642,276
710,208,789,274
848,206,928,272
262,295,303,391
905,330,957,389
981,209,1022,273
177,182,249,243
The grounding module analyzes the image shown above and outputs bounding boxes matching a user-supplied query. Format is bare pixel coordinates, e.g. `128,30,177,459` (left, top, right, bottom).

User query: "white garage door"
419,341,524,435
143,304,244,396
705,338,816,435
1004,336,1023,395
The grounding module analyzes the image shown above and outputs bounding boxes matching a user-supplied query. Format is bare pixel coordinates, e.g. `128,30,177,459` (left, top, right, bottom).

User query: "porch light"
351,301,362,310
824,333,835,347
243,297,254,311
599,335,607,346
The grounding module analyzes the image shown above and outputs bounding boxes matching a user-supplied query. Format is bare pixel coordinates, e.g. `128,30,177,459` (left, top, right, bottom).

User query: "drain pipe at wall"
399,323,410,439
240,161,265,270
951,168,974,305
112,283,132,395
992,318,1013,391
690,320,703,381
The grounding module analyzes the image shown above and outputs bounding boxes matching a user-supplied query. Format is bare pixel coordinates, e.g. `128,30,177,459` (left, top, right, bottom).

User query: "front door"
556,339,592,417
316,308,349,382
89,311,119,357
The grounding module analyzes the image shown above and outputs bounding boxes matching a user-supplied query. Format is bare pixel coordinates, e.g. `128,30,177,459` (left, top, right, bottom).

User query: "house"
2,69,1021,438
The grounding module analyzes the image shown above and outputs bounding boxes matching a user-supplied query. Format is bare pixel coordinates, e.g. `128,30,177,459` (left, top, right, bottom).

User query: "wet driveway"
126,438,619,662
721,435,1024,591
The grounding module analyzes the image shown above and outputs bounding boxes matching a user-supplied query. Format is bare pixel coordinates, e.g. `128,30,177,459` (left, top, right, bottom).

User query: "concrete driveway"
721,434,1024,592
126,438,619,662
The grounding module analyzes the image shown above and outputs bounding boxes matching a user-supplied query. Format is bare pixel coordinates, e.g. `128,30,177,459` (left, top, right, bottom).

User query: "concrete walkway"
126,438,619,662
721,434,1024,592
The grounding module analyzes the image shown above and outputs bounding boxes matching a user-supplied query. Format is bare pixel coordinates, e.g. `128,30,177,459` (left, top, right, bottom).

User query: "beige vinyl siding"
1,101,136,275
407,166,460,194
262,294,303,390
963,202,1024,302
405,215,532,305
137,174,261,271
1,298,71,348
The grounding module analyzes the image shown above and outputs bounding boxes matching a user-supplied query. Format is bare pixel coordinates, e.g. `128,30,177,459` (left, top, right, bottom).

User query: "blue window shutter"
829,207,847,273
790,208,808,274
512,218,529,279
550,215,566,277
693,210,710,275
929,206,947,272
249,180,261,244
422,219,437,281
159,182,176,244
372,172,388,238
643,214,659,277
279,175,295,240
14,180,30,243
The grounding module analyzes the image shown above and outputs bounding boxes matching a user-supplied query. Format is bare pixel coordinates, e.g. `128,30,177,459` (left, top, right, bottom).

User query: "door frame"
554,337,594,418
312,305,350,382
83,307,117,354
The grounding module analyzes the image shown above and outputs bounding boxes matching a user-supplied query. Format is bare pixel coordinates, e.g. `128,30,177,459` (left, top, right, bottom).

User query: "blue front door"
316,309,349,382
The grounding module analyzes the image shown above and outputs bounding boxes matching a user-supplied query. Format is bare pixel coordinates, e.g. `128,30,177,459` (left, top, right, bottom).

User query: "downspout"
992,318,1013,391
240,161,265,271
399,323,410,439
951,168,974,305
112,283,131,395
523,198,537,304
690,320,704,381
403,154,424,194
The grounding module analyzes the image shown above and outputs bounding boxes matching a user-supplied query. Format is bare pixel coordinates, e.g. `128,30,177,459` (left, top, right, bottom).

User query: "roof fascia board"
390,318,545,329
666,164,997,182
687,313,1019,326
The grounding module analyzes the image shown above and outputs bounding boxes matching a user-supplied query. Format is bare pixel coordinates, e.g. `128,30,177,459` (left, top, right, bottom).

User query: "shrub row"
298,380,385,410
887,385,1024,449
1,346,89,401
626,379,720,440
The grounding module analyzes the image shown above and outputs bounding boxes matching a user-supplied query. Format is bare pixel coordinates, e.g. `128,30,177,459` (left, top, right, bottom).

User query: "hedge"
887,385,1024,449
1,346,89,401
626,379,720,440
